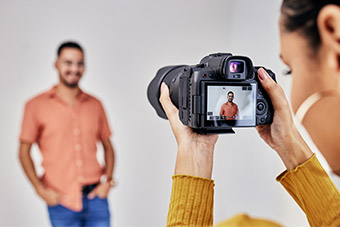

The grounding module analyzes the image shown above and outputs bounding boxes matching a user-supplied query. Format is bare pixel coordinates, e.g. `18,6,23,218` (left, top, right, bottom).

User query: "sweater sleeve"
166,175,214,227
277,154,340,227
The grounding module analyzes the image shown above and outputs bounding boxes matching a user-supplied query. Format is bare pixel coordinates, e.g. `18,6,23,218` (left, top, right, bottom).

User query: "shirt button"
76,160,83,167
75,144,81,151
77,176,84,182
73,128,80,135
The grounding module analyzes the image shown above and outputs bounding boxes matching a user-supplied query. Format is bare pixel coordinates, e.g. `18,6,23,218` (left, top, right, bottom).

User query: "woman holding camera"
160,0,340,226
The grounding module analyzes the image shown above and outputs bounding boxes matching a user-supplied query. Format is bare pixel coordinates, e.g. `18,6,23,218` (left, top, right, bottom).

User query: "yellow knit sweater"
167,154,340,226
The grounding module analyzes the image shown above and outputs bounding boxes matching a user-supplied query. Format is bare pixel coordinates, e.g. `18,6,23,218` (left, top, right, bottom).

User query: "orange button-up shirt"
219,102,239,120
19,86,112,211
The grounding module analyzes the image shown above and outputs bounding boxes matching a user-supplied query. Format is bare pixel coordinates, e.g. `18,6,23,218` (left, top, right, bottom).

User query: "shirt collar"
46,85,90,102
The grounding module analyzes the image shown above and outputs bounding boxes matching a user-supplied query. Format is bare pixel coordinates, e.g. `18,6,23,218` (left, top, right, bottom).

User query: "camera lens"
147,65,187,119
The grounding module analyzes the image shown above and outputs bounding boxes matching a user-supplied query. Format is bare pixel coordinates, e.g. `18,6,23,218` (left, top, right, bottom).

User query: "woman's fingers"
159,82,185,137
159,83,177,119
257,68,289,112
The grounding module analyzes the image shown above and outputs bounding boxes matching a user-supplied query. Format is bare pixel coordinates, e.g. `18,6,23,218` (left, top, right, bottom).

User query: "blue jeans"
48,196,110,227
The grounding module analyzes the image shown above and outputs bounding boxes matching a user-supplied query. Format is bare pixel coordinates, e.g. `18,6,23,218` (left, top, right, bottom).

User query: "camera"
147,53,276,134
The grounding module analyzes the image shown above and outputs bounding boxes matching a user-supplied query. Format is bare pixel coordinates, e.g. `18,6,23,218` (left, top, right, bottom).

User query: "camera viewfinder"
229,61,244,73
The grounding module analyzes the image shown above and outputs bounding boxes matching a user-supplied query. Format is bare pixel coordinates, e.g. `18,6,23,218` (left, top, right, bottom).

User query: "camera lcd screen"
205,83,256,127
229,61,244,73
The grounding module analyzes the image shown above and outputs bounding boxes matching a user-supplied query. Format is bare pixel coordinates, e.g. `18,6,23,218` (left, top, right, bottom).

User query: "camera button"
258,103,265,111
257,101,267,115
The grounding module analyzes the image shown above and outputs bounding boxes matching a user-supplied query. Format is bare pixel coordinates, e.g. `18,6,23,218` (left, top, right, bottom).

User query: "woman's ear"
318,5,340,71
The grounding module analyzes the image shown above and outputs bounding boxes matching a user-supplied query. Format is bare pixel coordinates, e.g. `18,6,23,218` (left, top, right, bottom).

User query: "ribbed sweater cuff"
166,175,214,227
277,154,340,226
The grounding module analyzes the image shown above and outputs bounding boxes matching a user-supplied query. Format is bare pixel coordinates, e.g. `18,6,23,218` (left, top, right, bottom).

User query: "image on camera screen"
206,84,256,126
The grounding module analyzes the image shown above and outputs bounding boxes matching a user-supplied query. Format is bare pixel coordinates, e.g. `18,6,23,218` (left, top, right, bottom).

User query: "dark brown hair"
57,41,83,57
281,0,340,49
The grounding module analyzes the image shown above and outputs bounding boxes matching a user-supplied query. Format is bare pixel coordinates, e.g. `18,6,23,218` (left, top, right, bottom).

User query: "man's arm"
88,138,115,199
18,142,60,205
219,105,224,116
102,138,115,183
235,105,239,119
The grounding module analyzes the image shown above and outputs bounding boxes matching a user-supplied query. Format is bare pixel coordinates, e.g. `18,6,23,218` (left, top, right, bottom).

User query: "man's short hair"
227,91,234,96
57,41,84,57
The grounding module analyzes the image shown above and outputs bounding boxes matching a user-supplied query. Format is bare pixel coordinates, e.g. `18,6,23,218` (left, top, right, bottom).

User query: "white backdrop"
0,0,328,226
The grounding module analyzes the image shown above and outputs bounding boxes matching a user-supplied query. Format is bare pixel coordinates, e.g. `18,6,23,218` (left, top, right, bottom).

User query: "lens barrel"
147,65,187,119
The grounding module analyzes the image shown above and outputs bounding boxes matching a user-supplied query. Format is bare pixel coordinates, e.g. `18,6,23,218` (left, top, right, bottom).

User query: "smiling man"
18,41,115,227
220,91,239,120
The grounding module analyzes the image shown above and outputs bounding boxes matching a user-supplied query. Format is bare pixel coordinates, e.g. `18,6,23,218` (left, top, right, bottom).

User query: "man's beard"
60,74,80,88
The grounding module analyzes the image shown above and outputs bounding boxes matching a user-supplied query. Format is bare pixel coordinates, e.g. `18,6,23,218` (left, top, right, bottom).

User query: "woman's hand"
256,68,313,170
159,82,218,179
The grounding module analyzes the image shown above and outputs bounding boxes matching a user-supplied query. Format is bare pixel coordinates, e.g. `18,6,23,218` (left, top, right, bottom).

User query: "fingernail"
258,68,267,81
160,82,166,93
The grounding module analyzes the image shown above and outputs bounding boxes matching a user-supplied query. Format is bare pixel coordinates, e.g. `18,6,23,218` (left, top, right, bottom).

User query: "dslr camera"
147,53,276,134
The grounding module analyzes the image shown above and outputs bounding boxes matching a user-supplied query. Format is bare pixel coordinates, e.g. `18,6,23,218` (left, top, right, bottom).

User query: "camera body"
147,53,276,134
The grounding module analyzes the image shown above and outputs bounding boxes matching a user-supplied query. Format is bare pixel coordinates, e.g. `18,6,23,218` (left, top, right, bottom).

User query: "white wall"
0,0,319,226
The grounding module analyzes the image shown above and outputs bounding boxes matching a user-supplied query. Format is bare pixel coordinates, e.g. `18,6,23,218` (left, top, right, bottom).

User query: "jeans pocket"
48,203,60,209
47,204,80,226
96,195,108,200
88,197,110,219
